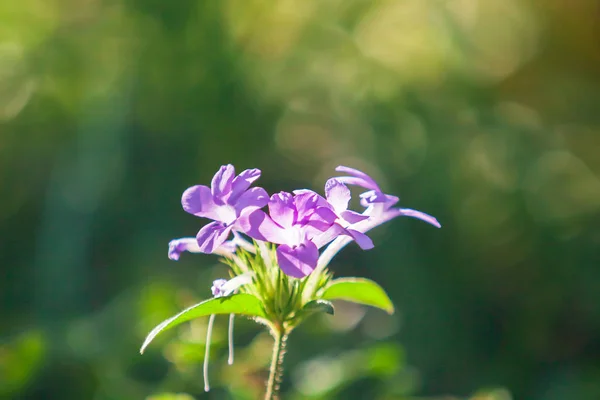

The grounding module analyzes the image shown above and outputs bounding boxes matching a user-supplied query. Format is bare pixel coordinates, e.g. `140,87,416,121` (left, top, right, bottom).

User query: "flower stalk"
265,324,288,400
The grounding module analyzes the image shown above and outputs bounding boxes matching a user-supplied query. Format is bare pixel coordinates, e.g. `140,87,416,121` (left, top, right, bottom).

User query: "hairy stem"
264,326,288,400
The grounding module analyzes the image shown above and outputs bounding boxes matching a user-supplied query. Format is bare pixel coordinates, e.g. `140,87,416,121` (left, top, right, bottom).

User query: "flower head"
333,165,441,227
181,165,269,253
316,166,441,269
334,166,399,212
241,191,338,278
323,178,373,250
170,164,440,278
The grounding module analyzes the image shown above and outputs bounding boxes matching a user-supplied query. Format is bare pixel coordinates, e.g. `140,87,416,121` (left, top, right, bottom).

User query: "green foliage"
0,331,46,397
140,294,265,354
321,278,395,315
146,394,195,400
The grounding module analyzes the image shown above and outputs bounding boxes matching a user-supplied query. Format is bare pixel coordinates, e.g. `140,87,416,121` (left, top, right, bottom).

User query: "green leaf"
140,293,265,354
320,278,395,314
302,299,335,316
147,394,195,400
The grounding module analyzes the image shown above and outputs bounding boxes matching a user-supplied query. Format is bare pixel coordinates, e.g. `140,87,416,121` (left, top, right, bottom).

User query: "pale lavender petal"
325,178,351,213
168,238,201,260
293,191,324,217
233,187,269,215
317,209,400,269
238,209,287,244
219,272,255,296
311,224,345,249
360,190,399,208
335,176,373,189
384,194,400,208
268,192,296,228
304,206,337,233
399,208,442,228
229,168,261,203
359,190,387,203
345,228,374,250
340,210,369,224
196,222,233,253
335,166,380,191
292,189,314,196
213,240,238,258
211,272,254,297
182,185,219,219
211,279,228,297
211,164,236,204
276,241,319,278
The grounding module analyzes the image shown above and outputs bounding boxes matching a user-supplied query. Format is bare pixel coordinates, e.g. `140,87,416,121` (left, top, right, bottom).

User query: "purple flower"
317,166,441,269
169,232,255,261
334,166,441,227
334,166,399,211
168,238,201,261
181,165,269,253
323,178,373,250
241,191,338,278
211,272,254,298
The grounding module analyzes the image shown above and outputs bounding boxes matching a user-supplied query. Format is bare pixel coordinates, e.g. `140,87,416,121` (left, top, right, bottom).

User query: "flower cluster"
169,164,440,277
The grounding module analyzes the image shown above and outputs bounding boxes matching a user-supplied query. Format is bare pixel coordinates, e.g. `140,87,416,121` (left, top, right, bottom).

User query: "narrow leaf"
320,278,395,314
140,293,265,354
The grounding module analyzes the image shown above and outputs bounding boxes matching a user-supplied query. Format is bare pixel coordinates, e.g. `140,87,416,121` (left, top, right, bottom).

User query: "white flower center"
282,225,304,247
216,205,237,225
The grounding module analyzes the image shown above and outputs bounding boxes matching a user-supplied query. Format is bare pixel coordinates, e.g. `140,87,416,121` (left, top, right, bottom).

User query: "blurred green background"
2,0,600,399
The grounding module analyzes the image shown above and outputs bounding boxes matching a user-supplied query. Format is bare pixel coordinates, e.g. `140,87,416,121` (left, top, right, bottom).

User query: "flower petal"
219,272,255,297
238,209,287,244
211,165,236,205
360,190,399,208
340,210,369,224
325,178,351,213
345,228,374,250
293,190,324,218
304,206,337,233
233,187,269,215
311,224,345,249
400,208,442,228
181,185,219,219
196,222,233,253
229,168,262,203
168,238,201,260
211,279,228,297
335,166,380,191
213,240,238,257
268,192,296,228
276,241,319,278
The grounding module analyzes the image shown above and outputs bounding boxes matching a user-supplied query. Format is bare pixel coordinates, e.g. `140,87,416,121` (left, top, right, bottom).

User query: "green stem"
264,326,288,400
